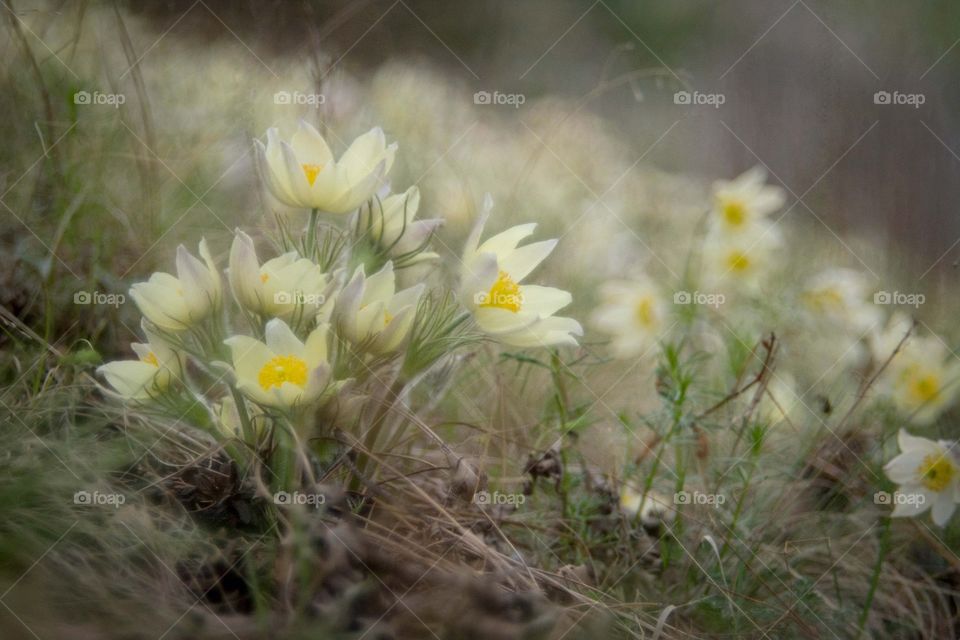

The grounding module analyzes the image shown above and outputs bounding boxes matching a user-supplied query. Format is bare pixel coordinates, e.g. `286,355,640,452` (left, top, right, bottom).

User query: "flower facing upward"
97,324,182,402
460,203,582,348
884,429,960,526
224,319,333,410
590,277,667,359
873,314,960,425
711,166,785,233
701,222,781,293
228,230,329,318
358,186,443,265
256,121,396,214
333,261,424,355
129,239,222,331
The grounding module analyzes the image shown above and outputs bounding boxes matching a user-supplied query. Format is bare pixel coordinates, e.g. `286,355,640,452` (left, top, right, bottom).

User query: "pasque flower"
129,239,222,331
884,429,960,526
460,204,582,348
333,261,424,355
711,166,785,233
590,277,667,358
228,230,329,318
97,324,183,402
873,314,960,425
256,120,396,214
358,185,442,265
224,318,334,410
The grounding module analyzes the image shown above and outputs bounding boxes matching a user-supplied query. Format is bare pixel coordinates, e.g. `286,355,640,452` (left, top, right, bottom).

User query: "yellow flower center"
480,271,522,313
257,354,309,391
142,352,159,367
910,373,941,404
918,453,955,492
384,310,394,326
302,163,323,186
804,288,844,312
727,251,751,272
721,200,747,227
260,273,270,284
635,297,656,328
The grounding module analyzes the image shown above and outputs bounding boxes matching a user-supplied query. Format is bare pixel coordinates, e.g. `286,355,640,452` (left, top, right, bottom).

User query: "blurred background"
3,0,959,355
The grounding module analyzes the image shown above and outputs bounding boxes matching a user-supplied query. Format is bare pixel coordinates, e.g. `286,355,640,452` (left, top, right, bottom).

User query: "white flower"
701,222,781,292
590,277,667,358
460,202,582,348
884,429,960,526
359,185,442,265
97,324,182,402
711,166,785,233
255,121,396,214
333,261,424,355
228,230,329,318
800,268,881,332
620,487,675,529
129,239,222,331
224,319,333,410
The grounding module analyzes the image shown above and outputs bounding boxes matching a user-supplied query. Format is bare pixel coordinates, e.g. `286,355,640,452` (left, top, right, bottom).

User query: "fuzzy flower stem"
305,208,319,258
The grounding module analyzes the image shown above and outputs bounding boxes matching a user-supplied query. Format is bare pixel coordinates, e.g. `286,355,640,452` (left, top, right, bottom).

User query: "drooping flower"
711,166,785,233
590,277,667,358
228,230,329,318
357,185,443,265
883,429,960,526
460,206,582,349
800,268,880,332
255,121,396,214
224,319,334,410
97,323,182,402
129,239,222,332
333,261,424,355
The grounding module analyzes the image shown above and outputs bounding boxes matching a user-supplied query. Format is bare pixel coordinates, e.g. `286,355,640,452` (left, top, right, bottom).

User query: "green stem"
857,516,891,638
271,420,299,493
305,208,319,258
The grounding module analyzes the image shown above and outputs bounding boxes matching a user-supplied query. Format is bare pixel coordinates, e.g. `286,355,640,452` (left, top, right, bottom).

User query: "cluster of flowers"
97,121,581,470
589,168,960,526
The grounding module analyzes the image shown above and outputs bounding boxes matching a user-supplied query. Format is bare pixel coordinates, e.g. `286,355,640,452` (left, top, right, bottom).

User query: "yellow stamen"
257,354,308,391
804,288,844,312
635,297,656,328
302,163,323,186
910,373,941,404
727,251,751,272
384,310,394,326
480,271,522,313
721,200,747,227
142,352,159,367
260,273,270,284
918,453,955,492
